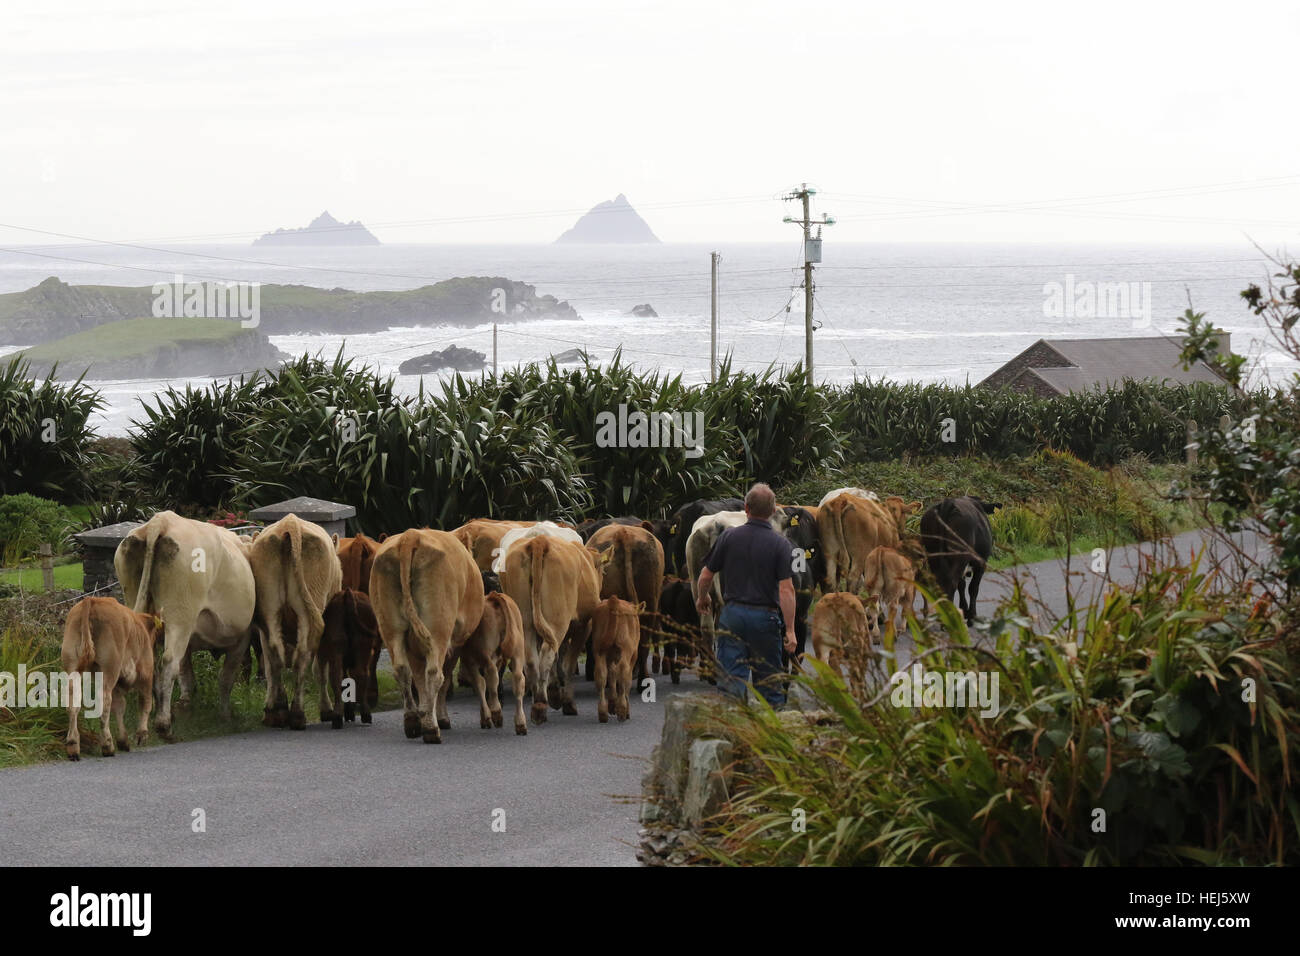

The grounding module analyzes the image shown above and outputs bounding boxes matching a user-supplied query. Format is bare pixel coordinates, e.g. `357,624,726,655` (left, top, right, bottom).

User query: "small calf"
456,591,528,735
811,592,877,700
590,596,641,723
862,545,917,638
61,597,162,760
318,589,382,728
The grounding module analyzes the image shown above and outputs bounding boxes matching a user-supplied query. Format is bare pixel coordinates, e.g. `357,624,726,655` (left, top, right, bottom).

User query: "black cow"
575,516,646,542
481,570,501,594
657,576,704,684
663,497,745,576
919,496,1001,623
776,505,824,666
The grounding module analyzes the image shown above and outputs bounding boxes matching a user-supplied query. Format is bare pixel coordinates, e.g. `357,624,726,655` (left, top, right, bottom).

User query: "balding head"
744,482,776,520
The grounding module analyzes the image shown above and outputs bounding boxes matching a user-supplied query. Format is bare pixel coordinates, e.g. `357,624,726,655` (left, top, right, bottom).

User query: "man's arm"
696,567,715,615
778,579,796,653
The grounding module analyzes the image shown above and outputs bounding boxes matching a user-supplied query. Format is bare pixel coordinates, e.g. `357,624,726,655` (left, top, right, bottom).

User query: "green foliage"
0,494,77,565
698,562,1298,866
0,356,102,501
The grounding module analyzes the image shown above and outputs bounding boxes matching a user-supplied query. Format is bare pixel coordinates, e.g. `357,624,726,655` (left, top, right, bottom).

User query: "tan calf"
589,596,641,723
811,592,877,700
454,591,529,735
61,597,162,760
862,545,917,638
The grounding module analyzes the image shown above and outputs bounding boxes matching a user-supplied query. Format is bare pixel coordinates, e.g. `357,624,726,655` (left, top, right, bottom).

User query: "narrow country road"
0,527,1269,866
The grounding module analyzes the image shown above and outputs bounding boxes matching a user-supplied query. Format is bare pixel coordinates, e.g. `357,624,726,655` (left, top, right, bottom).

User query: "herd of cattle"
57,488,1001,759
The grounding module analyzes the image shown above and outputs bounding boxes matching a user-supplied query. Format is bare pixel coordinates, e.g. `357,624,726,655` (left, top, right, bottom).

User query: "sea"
0,241,1293,437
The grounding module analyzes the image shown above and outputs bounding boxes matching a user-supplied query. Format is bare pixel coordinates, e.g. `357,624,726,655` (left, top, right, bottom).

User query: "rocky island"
12,317,289,381
0,276,580,346
254,210,380,246
556,194,660,243
397,345,487,374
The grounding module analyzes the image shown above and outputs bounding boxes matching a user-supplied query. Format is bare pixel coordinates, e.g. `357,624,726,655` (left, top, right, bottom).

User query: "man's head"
744,482,776,520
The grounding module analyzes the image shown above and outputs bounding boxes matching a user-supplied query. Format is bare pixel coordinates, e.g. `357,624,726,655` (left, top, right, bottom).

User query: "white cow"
114,511,257,738
684,510,783,644
818,487,879,508
492,521,584,572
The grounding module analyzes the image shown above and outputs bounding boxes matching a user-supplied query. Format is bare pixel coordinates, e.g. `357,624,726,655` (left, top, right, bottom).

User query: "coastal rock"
551,348,589,364
556,194,660,244
398,344,487,374
254,210,380,246
629,303,657,318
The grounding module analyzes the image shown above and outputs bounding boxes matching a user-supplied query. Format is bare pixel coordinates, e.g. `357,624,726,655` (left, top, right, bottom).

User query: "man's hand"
695,567,715,616
783,630,797,654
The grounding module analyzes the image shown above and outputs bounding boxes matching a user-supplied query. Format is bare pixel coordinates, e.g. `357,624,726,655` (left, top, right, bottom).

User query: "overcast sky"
2,0,1298,245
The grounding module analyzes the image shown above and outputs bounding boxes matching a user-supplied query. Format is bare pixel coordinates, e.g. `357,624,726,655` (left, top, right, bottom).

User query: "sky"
1,0,1298,246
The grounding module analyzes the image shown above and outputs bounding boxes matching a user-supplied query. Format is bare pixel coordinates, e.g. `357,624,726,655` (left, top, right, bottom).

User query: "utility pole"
492,322,498,375
710,251,720,382
782,184,835,386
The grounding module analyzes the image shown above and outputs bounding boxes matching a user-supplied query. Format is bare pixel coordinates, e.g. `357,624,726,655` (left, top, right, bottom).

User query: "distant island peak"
556,194,660,244
254,210,380,246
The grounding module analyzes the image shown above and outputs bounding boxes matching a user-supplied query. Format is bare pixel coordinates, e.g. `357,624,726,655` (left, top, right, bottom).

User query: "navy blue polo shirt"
704,517,792,609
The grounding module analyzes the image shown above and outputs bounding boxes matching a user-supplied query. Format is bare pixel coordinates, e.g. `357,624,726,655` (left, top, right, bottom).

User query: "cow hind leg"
261,619,290,727
469,660,491,729
154,621,193,738
216,637,248,722
531,640,555,725
616,656,632,721
134,677,153,747
556,624,586,716
287,621,312,731
485,657,503,728
594,651,610,723
509,652,528,735
390,634,422,739
966,564,984,624
421,656,445,744
112,688,130,752
65,676,82,761
99,684,116,757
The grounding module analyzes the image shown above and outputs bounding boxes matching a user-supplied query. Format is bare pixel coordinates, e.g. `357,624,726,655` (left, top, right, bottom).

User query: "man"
695,483,796,708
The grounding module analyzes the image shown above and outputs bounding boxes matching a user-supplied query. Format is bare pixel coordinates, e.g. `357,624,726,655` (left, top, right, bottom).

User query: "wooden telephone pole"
782,184,834,386
710,251,720,382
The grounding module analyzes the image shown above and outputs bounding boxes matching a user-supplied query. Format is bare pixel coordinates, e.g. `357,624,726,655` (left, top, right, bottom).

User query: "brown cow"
499,535,600,724
451,519,531,573
585,523,664,681
335,533,381,708
319,588,382,728
61,597,163,760
819,493,902,593
862,545,917,639
590,596,641,723
811,592,877,700
453,591,529,735
371,529,484,743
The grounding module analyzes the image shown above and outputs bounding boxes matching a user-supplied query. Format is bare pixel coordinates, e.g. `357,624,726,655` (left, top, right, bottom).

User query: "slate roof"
978,335,1229,395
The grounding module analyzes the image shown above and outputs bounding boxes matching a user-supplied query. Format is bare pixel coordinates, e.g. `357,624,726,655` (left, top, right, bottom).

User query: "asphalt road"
0,527,1269,867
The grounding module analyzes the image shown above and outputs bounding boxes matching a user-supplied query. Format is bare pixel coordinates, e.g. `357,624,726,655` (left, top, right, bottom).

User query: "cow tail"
529,539,563,649
284,521,325,636
131,522,164,614
399,535,437,648
618,540,637,605
826,501,847,589
71,601,95,671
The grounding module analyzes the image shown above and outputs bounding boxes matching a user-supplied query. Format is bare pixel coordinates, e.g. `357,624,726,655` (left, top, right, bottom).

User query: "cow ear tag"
790,515,799,526
669,524,677,534
804,550,812,559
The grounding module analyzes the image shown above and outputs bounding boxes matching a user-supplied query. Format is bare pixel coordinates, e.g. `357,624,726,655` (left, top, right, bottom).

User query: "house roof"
979,335,1228,394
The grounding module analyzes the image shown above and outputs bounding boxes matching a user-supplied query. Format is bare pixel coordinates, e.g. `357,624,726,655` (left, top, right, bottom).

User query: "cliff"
14,317,289,381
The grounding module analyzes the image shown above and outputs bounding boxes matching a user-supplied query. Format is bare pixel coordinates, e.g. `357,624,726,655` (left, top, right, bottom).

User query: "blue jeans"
716,603,787,709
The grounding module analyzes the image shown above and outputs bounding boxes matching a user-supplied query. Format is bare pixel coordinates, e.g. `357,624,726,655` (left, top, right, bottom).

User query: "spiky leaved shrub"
0,356,102,501
698,562,1298,866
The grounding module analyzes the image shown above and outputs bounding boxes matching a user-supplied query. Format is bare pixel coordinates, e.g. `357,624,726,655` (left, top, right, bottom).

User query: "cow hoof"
361,712,372,725
491,711,503,729
403,713,421,738
530,704,548,725
331,715,343,730
515,724,527,736
618,712,629,722
117,739,131,753
319,711,334,724
102,747,115,757
66,751,80,762
135,731,149,746
562,702,578,716
155,721,173,739
288,710,306,731
546,687,562,709
343,704,356,722
437,717,451,730
598,711,609,724
480,716,493,729
422,729,441,744
671,672,681,685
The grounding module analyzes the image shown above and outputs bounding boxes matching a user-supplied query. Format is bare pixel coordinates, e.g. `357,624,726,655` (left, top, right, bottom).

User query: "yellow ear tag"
669,524,678,535
804,550,812,559
790,515,799,526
